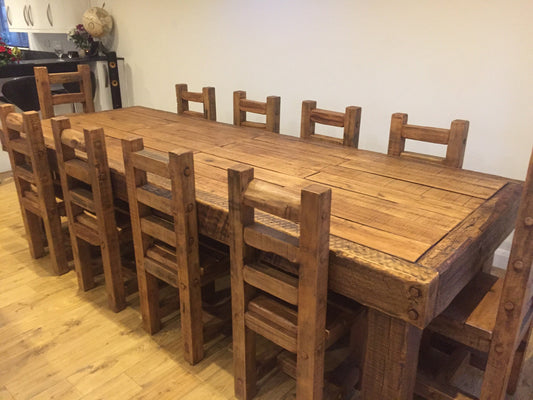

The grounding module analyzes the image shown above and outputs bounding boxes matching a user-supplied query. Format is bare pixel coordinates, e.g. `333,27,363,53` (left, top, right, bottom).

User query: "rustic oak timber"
415,148,533,400
0,104,69,275
51,116,133,312
175,83,217,121
388,113,469,168
300,100,361,148
36,106,521,400
2,177,532,399
229,166,356,400
122,137,230,365
233,91,281,133
362,309,423,399
34,65,95,119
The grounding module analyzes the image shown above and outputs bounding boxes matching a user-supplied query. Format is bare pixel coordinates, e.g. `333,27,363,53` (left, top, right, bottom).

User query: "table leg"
362,309,422,400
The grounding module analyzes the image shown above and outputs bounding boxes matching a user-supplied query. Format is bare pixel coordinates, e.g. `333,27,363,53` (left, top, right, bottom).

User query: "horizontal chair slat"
181,91,204,102
131,149,170,179
64,159,90,184
245,306,297,353
241,120,266,130
146,242,177,270
10,138,30,155
240,99,267,115
20,193,41,215
243,261,298,305
243,179,301,223
75,212,99,232
61,128,86,151
72,220,100,246
69,187,95,212
144,255,179,288
140,214,176,247
402,125,450,144
244,224,299,264
310,108,345,127
136,184,172,214
52,93,86,106
49,72,82,85
14,164,34,184
6,112,23,131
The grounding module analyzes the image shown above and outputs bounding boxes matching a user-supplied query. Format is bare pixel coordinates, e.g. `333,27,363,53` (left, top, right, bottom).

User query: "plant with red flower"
0,37,21,67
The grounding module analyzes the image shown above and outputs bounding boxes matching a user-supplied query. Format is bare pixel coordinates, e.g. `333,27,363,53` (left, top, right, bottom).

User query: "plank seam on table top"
51,107,514,189
38,117,502,258
41,112,509,213
39,108,514,269
34,107,522,325
195,189,437,286
174,152,452,260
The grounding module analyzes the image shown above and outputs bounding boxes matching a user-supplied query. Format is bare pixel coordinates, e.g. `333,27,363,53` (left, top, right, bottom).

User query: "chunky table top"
40,106,522,329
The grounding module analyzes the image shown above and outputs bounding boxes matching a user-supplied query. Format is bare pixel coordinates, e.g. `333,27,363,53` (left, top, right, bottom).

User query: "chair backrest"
51,116,128,310
388,113,469,168
175,83,216,121
300,100,361,148
482,148,533,398
0,103,57,216
34,64,95,119
0,103,69,274
233,90,281,133
51,116,118,248
122,136,199,288
228,164,332,398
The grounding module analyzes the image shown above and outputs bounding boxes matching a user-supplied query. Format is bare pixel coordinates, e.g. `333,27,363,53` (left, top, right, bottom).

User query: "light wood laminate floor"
0,177,532,400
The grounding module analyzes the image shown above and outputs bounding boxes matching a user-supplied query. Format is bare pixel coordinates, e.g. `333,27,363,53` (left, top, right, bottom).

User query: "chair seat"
429,272,501,353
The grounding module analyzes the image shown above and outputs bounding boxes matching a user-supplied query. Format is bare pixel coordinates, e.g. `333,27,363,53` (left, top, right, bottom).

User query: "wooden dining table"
40,106,522,399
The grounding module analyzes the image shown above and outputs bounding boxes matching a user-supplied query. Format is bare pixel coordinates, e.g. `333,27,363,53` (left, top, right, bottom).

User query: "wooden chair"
175,83,216,121
51,116,135,312
388,113,469,168
415,147,533,400
300,100,361,148
228,165,358,400
233,91,281,133
122,137,230,364
34,64,95,119
0,104,69,275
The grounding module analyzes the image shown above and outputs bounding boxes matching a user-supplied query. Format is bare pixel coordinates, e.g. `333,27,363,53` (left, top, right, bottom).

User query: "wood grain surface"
38,106,521,328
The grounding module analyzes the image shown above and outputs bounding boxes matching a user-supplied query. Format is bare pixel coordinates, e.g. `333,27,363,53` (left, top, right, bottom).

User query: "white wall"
103,0,533,180
3,1,528,265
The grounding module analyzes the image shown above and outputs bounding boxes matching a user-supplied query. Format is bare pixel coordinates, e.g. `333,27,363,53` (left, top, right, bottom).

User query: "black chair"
1,76,40,111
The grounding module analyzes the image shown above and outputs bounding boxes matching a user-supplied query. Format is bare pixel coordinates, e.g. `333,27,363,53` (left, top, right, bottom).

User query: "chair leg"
507,327,531,395
137,267,161,334
100,240,126,313
296,337,326,400
41,206,69,275
231,277,257,399
178,265,204,365
233,326,257,400
71,237,95,291
21,208,46,259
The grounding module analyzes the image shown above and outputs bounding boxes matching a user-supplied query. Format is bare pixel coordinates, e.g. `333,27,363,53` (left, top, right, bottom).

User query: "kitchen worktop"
0,55,121,78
